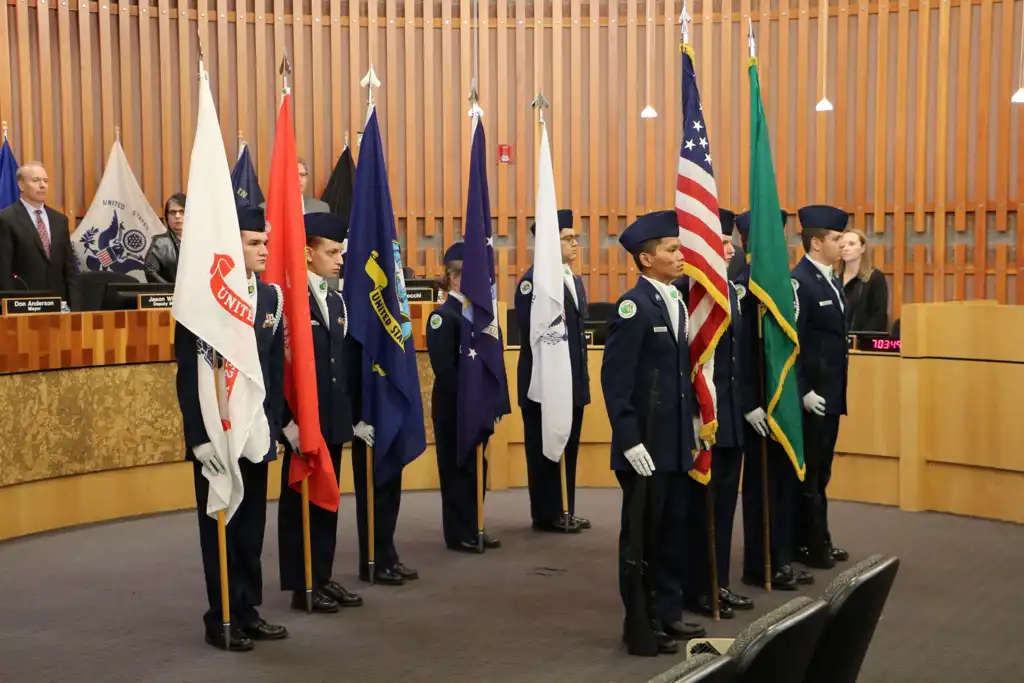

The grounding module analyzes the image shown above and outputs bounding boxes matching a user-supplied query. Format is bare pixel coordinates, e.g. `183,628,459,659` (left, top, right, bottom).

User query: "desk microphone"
12,274,27,291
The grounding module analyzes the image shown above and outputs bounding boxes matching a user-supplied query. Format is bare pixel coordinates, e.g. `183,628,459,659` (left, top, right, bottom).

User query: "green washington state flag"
747,58,805,480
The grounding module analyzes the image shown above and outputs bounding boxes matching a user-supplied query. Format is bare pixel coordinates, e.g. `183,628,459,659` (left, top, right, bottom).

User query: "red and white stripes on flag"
677,43,731,484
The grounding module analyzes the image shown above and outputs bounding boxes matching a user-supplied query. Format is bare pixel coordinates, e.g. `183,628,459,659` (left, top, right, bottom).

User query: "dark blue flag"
343,110,425,484
231,143,265,208
0,138,20,210
456,121,510,465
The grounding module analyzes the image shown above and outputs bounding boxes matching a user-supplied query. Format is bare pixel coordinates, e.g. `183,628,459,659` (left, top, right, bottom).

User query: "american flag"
676,43,731,484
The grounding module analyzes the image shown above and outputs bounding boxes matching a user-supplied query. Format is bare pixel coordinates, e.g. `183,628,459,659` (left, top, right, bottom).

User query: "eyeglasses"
560,235,580,245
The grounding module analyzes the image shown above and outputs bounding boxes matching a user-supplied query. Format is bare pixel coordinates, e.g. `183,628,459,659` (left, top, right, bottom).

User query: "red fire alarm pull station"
497,144,514,165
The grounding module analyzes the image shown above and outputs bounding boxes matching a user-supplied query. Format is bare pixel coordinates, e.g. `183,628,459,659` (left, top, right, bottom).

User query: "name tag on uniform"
819,300,833,307
654,326,668,333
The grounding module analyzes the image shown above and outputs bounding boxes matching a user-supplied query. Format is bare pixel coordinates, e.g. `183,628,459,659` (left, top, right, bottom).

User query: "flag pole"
198,37,233,649
212,352,233,650
280,53,314,613
748,17,773,594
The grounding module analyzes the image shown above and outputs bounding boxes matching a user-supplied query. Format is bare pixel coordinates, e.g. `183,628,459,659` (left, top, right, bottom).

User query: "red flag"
262,94,340,512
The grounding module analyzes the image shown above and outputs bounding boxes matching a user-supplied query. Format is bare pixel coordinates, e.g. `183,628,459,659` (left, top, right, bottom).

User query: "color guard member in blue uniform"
735,209,812,590
792,205,851,569
277,212,364,613
174,206,288,651
680,209,755,618
603,210,707,654
516,209,591,533
426,243,503,552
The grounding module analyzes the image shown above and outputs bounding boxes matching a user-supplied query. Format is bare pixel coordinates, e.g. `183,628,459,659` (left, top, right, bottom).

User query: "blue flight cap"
734,209,788,239
237,206,266,233
530,209,574,235
304,212,348,243
719,208,736,237
619,210,678,254
443,242,464,264
798,204,848,232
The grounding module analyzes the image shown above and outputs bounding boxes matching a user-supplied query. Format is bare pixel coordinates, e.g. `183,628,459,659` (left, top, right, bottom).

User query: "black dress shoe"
796,546,836,569
205,626,254,651
743,568,798,590
795,569,815,585
687,594,735,619
447,540,483,553
662,620,707,640
621,620,681,654
831,546,849,561
391,562,419,580
372,567,406,585
292,589,340,613
321,580,364,606
242,618,289,640
719,587,754,610
531,519,582,533
482,533,501,549
572,515,592,530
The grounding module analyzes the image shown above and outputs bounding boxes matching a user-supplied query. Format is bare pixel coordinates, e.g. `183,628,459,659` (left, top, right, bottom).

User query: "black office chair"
74,271,137,311
646,652,737,683
726,596,829,683
802,555,900,683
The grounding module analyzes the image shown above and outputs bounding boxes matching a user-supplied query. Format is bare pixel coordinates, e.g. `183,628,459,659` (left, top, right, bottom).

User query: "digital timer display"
870,338,901,352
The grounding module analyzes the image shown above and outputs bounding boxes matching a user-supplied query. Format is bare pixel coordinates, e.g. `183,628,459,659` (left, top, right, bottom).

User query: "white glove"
354,421,375,447
744,408,769,437
803,391,827,416
693,416,712,451
623,443,655,477
193,442,226,476
283,420,300,451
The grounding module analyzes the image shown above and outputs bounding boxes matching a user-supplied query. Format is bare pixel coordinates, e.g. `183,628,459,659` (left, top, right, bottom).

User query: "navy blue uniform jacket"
175,280,285,462
515,266,591,408
294,283,354,447
602,277,699,473
425,295,463,425
712,281,746,449
791,256,849,416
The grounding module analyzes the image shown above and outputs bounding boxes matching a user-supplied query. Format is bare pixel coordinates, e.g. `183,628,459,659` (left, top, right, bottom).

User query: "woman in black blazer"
838,228,889,332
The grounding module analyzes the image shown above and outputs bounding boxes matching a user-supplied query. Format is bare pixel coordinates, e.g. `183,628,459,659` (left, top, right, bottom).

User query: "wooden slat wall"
1,0,1023,308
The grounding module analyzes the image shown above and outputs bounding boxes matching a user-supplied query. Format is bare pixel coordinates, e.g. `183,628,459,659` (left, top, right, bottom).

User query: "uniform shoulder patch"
429,314,443,330
519,280,533,296
735,283,747,300
618,299,637,319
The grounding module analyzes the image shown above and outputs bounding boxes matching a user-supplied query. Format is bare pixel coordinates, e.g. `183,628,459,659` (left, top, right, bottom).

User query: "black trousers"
434,418,489,546
710,446,743,587
192,458,269,631
616,470,687,626
278,443,343,592
523,402,585,523
795,413,840,554
741,424,799,575
350,438,403,573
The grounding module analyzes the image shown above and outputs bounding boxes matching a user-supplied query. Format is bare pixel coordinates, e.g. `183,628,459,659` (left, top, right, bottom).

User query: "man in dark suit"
145,193,186,283
277,212,363,614
516,209,591,533
734,210,812,591
602,210,707,655
173,206,288,651
679,209,755,619
0,162,77,303
792,204,851,570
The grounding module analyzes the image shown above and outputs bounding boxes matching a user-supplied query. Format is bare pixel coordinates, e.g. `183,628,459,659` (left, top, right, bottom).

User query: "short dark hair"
164,193,186,217
801,227,829,253
631,237,665,271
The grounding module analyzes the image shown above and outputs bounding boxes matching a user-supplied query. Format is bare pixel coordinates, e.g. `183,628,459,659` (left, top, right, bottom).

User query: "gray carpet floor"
1,488,1022,683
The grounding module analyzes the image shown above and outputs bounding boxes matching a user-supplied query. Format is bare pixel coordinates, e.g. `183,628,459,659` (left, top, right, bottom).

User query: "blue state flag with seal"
0,137,20,211
231,142,265,208
343,109,426,484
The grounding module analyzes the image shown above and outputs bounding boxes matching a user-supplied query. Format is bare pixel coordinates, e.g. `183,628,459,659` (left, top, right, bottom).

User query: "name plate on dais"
138,293,174,310
405,279,439,303
2,296,62,315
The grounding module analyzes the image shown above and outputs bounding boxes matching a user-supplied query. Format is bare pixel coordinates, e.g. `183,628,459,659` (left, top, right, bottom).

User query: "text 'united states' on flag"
676,41,731,484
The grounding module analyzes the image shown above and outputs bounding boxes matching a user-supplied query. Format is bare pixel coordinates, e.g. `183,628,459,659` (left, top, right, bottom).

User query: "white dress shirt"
562,264,579,309
807,257,844,312
642,275,684,341
21,198,50,241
